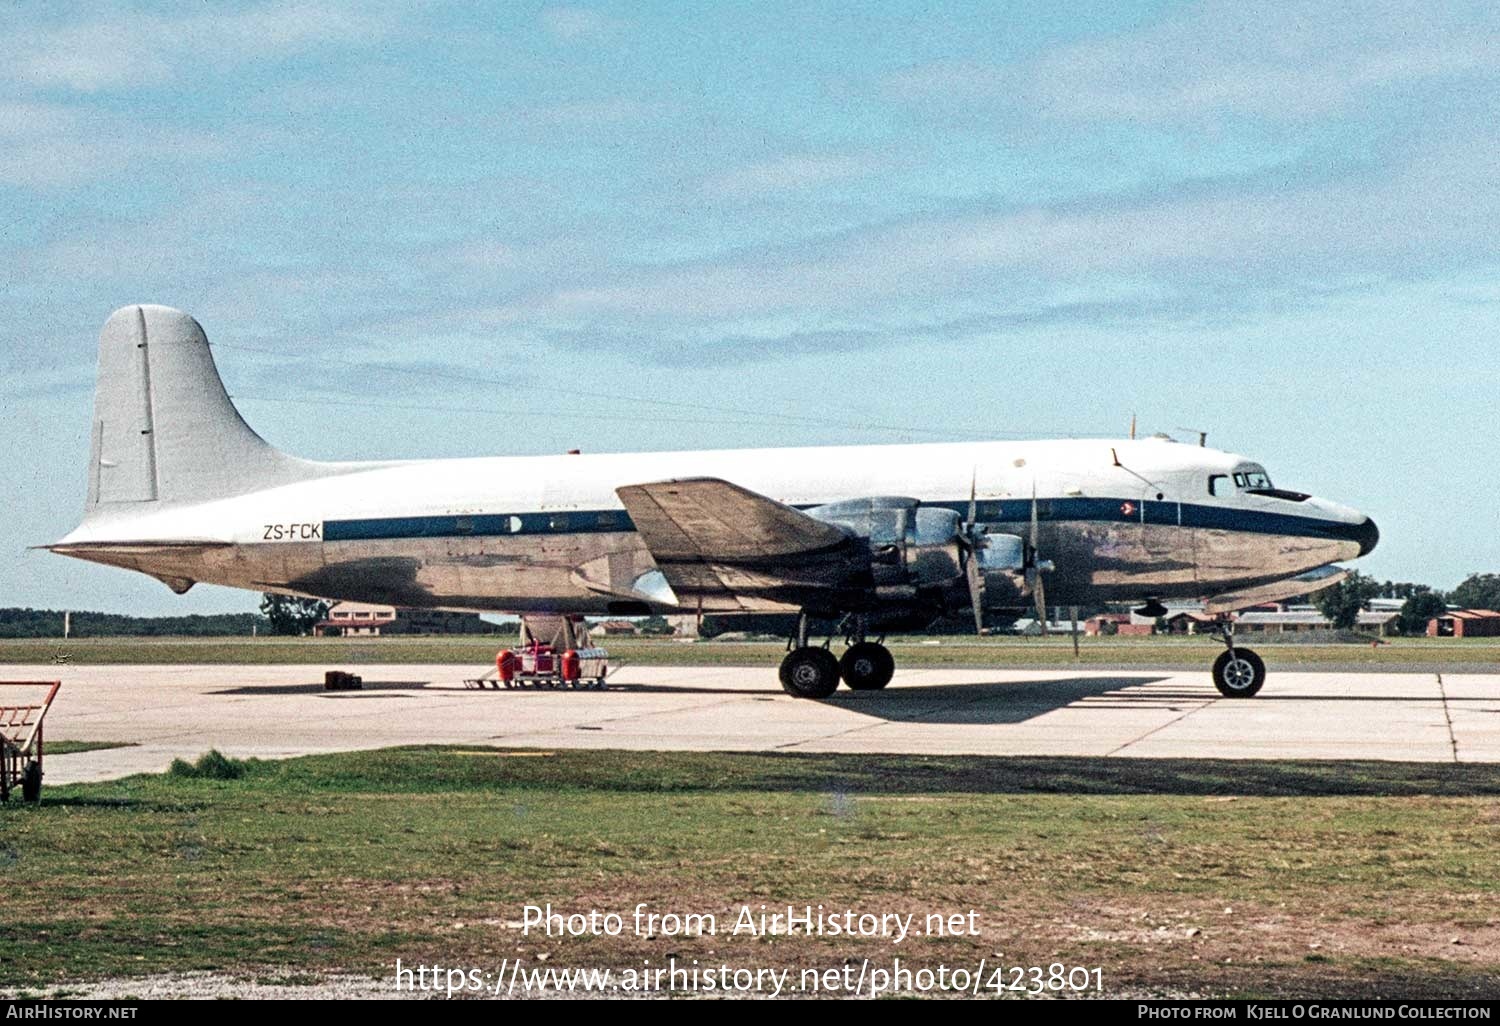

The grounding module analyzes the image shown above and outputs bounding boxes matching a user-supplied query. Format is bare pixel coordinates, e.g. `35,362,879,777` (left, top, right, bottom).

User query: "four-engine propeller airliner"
48,306,1378,698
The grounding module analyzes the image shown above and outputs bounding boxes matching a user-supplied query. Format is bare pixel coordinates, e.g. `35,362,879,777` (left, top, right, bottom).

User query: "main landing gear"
779,614,895,699
1209,620,1265,698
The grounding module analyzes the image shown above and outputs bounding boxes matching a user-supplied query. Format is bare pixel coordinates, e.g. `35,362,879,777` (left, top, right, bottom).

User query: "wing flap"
615,478,861,609
617,477,849,560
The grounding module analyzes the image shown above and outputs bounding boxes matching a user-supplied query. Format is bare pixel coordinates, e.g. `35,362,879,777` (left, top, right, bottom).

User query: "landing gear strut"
1209,620,1265,698
778,614,896,698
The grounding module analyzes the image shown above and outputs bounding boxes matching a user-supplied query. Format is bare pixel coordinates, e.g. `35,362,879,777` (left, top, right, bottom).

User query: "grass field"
43,740,137,756
4,634,1499,672
2,747,1497,998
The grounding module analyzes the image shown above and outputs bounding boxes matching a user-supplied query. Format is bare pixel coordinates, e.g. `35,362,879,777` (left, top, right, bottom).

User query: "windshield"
1233,468,1272,490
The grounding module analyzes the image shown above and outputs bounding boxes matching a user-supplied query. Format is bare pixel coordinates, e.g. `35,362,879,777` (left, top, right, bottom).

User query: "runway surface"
5,663,1498,784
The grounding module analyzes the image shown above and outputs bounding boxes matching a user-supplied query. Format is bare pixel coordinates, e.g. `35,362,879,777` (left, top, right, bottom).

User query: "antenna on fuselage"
1129,413,1137,440
1177,427,1208,447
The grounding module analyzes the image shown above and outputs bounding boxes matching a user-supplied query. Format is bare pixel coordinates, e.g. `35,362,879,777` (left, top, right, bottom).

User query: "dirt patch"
4,972,409,1001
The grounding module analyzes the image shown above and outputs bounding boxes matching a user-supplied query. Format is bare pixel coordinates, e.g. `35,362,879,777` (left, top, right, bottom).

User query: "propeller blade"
1029,481,1047,635
957,468,987,634
1030,481,1039,550
966,549,985,635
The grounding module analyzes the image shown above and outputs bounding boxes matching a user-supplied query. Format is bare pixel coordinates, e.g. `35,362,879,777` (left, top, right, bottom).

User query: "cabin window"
1208,474,1228,496
596,511,617,528
454,516,474,535
549,514,570,531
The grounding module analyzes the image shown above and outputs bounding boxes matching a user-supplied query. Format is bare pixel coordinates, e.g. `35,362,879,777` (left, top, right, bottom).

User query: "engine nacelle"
908,507,966,587
807,496,1029,608
806,497,964,590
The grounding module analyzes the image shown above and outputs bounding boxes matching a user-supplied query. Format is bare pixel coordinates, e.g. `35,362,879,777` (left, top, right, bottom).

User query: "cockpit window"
1233,469,1273,490
1208,474,1229,496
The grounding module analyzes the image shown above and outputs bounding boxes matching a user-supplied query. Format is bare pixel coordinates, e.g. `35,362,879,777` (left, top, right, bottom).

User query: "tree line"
1314,572,1500,633
0,596,333,638
0,607,268,638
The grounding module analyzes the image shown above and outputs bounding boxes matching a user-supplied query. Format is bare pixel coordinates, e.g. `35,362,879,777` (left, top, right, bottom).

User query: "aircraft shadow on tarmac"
822,676,1175,724
208,681,433,696
616,676,1175,725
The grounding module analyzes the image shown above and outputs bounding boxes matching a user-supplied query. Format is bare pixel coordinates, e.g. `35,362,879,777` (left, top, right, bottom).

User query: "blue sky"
2,0,1497,614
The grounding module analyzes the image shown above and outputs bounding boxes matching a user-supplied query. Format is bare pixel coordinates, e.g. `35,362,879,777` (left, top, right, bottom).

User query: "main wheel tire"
1212,648,1265,697
840,642,895,690
21,761,41,803
780,647,841,699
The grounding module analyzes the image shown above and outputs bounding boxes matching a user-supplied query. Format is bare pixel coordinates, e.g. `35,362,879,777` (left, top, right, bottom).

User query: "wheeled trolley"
0,681,61,803
464,614,611,691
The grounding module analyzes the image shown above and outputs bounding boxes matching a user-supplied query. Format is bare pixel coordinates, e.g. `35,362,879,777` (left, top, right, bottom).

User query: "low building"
1236,609,1397,636
1160,610,1220,635
592,620,640,636
1011,617,1080,636
1083,612,1154,636
1084,612,1130,636
314,602,493,637
1427,609,1500,638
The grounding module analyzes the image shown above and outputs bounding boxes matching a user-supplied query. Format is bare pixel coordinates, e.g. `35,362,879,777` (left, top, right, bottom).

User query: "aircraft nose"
1355,516,1379,557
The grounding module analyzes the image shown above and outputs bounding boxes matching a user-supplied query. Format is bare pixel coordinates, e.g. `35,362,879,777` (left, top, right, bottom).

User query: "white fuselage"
55,436,1376,615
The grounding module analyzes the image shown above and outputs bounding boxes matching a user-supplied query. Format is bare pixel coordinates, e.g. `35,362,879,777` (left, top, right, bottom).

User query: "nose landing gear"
1209,620,1265,697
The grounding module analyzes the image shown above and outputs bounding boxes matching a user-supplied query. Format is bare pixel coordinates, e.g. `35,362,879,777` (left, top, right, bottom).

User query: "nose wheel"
1209,621,1265,697
1212,648,1265,696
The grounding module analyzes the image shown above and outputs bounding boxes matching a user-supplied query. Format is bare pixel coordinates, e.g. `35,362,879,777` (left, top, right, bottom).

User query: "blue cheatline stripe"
323,510,631,542
322,497,1365,544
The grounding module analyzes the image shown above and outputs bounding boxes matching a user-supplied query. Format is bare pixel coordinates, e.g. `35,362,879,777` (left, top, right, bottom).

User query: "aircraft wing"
615,477,864,611
1203,565,1349,614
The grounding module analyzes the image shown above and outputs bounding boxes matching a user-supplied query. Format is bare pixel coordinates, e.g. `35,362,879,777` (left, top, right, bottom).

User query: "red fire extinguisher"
496,649,517,683
561,649,581,683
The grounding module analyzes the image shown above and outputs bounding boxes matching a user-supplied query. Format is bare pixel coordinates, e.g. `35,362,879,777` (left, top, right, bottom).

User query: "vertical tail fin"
86,305,323,514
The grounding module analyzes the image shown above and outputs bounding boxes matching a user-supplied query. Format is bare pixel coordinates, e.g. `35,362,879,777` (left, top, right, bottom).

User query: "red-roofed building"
1427,609,1500,638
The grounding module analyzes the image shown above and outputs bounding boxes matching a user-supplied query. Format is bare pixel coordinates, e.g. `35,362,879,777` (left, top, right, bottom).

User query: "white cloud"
518,98,653,127
460,125,1500,330
885,1,1500,122
538,6,623,42
0,101,224,188
703,153,882,199
0,2,396,92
